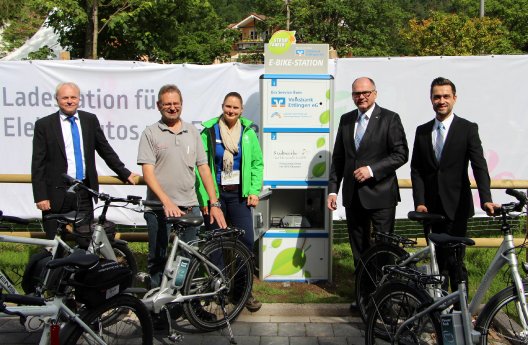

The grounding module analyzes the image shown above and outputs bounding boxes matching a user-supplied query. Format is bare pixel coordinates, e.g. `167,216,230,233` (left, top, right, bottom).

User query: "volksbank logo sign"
271,97,286,107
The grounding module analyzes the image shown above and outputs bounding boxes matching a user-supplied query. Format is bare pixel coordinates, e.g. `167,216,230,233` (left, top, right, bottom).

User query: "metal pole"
480,0,485,18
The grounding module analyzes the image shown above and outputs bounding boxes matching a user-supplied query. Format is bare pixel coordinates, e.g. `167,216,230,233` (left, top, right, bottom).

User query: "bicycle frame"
142,231,228,314
393,209,528,344
0,295,107,345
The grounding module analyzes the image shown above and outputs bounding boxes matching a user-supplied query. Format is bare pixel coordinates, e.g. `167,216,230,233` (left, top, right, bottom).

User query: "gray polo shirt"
137,120,207,207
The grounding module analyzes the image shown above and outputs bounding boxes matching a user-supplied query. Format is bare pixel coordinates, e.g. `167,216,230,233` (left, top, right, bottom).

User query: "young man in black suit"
411,76,498,291
327,77,409,309
31,82,137,239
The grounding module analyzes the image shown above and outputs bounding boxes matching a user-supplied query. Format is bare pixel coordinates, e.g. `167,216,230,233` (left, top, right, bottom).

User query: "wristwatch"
210,201,222,208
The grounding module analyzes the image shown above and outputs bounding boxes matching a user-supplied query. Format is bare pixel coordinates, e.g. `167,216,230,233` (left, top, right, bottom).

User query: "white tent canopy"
1,22,62,61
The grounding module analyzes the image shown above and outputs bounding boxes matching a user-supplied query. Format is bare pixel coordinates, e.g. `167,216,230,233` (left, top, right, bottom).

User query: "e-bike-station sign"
258,31,333,282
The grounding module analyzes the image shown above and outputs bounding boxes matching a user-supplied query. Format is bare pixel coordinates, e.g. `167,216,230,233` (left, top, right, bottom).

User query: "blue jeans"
204,190,254,251
144,206,200,288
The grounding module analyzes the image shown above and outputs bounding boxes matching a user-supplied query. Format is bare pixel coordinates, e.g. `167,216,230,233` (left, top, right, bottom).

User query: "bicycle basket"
73,220,116,248
71,259,132,307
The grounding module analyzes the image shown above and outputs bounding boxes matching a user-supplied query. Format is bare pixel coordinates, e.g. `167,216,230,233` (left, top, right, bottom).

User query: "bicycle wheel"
112,242,138,277
355,243,409,323
182,238,253,331
60,294,153,345
475,283,528,344
365,281,442,345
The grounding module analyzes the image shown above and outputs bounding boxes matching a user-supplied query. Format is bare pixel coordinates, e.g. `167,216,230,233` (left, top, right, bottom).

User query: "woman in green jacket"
196,91,264,312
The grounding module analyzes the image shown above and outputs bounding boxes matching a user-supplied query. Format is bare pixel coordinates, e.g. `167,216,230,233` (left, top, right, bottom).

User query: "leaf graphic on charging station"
319,110,330,124
270,247,307,276
271,239,282,248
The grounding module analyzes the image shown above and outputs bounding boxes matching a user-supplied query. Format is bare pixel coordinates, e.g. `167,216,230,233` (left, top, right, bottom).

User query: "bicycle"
0,249,153,345
355,211,446,323
141,214,254,344
365,188,528,344
0,175,159,297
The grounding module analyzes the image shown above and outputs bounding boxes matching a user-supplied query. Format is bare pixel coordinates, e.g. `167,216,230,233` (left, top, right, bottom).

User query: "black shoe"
349,302,358,313
245,296,262,312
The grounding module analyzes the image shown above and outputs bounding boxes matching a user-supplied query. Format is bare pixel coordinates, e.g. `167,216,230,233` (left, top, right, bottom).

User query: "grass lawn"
0,241,523,305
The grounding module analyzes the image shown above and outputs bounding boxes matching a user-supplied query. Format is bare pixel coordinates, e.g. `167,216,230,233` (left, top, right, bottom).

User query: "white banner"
1,56,527,224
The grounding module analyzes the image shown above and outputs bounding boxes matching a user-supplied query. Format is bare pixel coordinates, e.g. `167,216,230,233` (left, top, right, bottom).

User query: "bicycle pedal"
168,331,184,342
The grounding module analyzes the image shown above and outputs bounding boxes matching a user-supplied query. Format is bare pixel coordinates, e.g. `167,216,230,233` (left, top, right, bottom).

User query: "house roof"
229,13,266,29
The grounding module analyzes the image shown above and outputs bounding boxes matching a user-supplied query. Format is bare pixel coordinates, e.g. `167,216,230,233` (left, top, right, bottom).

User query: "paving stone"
290,336,319,345
333,323,362,337
306,323,334,337
318,336,349,345
278,322,306,336
260,335,290,345
249,322,279,336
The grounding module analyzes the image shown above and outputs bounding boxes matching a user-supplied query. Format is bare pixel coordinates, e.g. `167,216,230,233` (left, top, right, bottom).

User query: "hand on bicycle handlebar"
415,205,428,213
482,202,500,216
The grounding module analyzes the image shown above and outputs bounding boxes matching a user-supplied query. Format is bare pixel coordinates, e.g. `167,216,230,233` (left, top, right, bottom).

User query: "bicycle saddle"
43,211,89,224
408,211,445,223
46,249,99,270
166,215,204,227
428,232,475,246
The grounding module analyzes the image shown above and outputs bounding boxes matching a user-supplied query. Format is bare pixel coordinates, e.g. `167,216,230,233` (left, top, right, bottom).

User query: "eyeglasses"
160,102,181,109
352,90,375,98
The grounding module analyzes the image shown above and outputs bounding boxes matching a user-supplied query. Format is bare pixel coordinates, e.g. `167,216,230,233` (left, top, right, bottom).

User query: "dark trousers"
42,187,94,239
204,190,254,252
430,202,469,293
345,190,396,268
144,206,200,288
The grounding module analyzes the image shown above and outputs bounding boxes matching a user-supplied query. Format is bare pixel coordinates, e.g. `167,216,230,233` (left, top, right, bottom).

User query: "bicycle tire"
475,282,528,345
182,238,254,332
355,243,409,323
365,280,442,345
60,294,153,345
111,242,138,277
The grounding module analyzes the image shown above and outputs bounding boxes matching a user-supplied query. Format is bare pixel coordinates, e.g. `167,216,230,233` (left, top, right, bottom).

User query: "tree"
288,0,411,57
401,11,518,56
0,1,45,58
31,0,236,63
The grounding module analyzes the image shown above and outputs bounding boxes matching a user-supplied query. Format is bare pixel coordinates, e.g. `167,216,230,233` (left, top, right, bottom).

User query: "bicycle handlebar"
62,173,163,208
505,188,527,212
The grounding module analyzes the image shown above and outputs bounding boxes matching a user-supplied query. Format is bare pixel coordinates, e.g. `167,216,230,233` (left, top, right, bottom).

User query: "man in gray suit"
328,77,409,271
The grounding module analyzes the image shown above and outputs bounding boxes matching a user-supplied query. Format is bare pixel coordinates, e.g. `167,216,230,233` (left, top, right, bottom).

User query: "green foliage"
0,2,45,57
401,11,518,56
25,45,56,60
31,0,236,63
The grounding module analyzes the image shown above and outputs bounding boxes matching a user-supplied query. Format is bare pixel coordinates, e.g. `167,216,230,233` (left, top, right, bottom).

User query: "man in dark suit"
411,76,497,291
328,77,409,269
32,82,137,239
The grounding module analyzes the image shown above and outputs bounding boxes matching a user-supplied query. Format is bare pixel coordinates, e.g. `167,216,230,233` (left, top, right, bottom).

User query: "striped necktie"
355,113,367,150
435,124,445,162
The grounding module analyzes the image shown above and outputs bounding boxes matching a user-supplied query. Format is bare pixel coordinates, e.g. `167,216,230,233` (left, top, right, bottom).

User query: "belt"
178,206,195,212
221,184,239,192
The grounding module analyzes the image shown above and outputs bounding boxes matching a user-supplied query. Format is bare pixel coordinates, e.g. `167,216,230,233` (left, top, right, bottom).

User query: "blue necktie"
355,113,367,150
68,116,83,180
435,124,445,162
